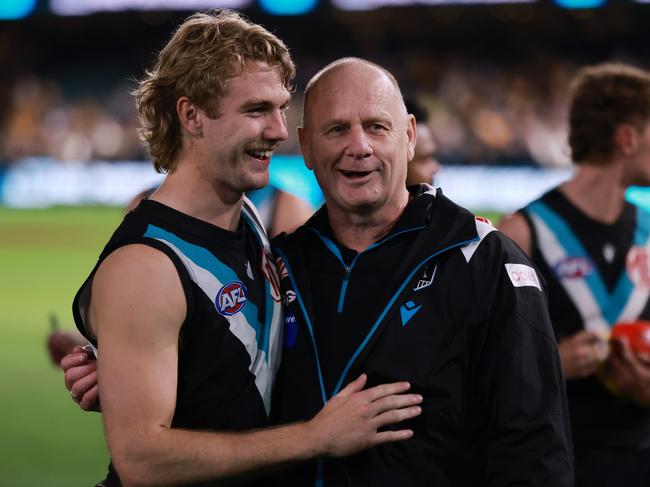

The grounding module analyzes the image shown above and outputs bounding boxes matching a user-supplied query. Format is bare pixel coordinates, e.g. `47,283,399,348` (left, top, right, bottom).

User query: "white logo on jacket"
505,263,541,291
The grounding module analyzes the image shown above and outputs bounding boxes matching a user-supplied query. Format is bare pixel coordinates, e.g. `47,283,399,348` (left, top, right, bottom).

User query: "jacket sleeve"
470,232,574,487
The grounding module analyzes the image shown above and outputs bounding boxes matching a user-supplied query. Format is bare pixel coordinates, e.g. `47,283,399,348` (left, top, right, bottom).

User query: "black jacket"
271,185,573,486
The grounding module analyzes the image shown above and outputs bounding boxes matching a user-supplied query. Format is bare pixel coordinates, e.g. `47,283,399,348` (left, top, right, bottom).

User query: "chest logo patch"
554,256,594,279
626,246,650,288
414,263,438,292
400,300,422,327
505,263,541,291
215,281,248,316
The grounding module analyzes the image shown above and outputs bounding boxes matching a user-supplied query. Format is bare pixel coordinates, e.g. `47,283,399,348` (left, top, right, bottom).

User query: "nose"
264,109,289,142
346,126,373,160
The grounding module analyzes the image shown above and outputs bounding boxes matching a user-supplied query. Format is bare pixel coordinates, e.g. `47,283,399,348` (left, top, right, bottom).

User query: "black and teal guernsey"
73,198,283,486
521,188,650,451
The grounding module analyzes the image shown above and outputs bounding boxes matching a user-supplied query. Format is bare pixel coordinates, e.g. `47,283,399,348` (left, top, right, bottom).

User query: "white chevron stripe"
529,213,610,335
152,237,275,415
461,218,495,263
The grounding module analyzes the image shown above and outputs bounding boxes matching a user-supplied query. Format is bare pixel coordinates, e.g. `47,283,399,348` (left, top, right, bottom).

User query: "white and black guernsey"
73,199,283,487
521,187,650,451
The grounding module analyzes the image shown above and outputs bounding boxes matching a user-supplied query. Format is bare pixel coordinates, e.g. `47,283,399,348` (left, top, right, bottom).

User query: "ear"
614,124,640,157
298,126,313,171
406,114,417,162
176,96,203,137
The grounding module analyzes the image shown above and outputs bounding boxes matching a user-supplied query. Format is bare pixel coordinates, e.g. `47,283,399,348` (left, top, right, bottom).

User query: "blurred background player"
499,62,650,487
404,98,440,186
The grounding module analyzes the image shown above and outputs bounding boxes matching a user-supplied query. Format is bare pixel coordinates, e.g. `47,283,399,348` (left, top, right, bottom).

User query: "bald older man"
271,58,574,486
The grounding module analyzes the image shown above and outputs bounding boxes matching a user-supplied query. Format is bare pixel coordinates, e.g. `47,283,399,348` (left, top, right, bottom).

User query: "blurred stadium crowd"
1,4,650,169
1,59,577,167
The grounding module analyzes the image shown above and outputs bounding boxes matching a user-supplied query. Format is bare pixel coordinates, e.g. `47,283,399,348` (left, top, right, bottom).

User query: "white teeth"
249,149,272,159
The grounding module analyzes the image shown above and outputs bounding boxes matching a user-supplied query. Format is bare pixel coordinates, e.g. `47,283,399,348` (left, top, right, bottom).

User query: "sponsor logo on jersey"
260,248,282,302
627,246,650,288
284,312,298,348
400,300,422,327
475,215,492,226
505,263,541,291
553,256,594,279
284,289,296,305
215,281,248,316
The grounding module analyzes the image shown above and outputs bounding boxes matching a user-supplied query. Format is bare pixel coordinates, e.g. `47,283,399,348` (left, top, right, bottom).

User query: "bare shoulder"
90,244,186,338
271,190,314,236
497,212,532,257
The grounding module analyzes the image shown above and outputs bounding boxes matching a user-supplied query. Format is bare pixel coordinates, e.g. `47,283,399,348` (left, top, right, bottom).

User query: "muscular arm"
91,244,421,487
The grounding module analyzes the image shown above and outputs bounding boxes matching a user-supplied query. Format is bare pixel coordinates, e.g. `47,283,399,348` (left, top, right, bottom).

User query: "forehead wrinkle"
303,59,405,126
307,69,404,132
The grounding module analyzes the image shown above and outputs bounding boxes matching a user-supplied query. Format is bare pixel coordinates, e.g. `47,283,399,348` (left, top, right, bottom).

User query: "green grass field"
0,204,502,486
0,206,122,486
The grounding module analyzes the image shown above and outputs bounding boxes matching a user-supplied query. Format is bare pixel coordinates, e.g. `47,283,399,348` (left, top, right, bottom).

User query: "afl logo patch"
554,257,593,279
215,281,248,316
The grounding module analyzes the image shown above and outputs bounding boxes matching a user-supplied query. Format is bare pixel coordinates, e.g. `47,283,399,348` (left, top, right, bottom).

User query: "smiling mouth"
341,170,373,179
246,149,273,161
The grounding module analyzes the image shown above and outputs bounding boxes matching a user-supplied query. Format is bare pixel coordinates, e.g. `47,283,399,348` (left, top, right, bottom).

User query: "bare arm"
497,212,532,256
269,190,314,237
91,244,421,487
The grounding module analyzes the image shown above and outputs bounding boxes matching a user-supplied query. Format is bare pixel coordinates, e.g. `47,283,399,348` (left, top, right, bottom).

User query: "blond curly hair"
135,10,295,173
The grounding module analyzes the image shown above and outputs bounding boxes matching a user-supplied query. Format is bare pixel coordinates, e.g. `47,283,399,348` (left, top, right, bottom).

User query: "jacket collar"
303,184,478,255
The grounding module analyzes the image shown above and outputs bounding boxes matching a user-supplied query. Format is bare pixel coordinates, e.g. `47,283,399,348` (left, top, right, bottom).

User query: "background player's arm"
90,244,422,487
270,190,314,237
498,213,603,380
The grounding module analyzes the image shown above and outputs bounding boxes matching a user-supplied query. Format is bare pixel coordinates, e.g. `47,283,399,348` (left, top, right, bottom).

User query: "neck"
151,160,244,231
561,161,626,224
327,189,410,253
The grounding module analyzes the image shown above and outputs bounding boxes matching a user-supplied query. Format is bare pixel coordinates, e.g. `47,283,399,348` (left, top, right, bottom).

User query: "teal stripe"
528,202,610,318
144,224,269,355
309,225,426,313
528,201,642,326
331,237,480,397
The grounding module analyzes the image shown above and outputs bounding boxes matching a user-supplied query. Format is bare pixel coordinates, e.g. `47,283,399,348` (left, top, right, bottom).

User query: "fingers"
373,404,422,429
70,364,97,395
362,381,411,402
370,393,423,417
336,374,367,398
60,348,94,371
64,362,98,391
78,384,101,412
373,429,414,445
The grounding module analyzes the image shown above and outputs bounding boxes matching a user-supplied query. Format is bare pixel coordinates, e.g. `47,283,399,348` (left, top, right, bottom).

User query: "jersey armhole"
72,238,196,346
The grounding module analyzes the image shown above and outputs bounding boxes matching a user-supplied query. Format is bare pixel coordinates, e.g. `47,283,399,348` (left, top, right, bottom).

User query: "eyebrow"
239,95,291,112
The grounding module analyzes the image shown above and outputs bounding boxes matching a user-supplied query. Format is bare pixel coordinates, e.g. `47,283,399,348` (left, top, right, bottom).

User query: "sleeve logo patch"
505,263,541,291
